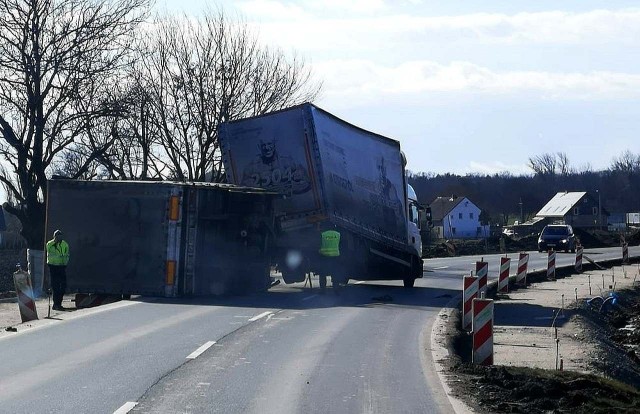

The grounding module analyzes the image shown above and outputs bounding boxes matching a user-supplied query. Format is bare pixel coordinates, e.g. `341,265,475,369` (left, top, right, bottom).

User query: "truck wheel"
403,277,415,288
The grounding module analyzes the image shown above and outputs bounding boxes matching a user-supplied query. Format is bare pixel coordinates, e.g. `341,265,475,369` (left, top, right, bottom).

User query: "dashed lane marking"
186,341,217,359
302,294,319,301
248,311,273,322
113,402,138,414
432,266,449,270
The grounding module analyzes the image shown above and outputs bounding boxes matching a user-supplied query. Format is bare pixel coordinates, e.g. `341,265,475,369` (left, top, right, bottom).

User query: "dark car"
538,224,576,253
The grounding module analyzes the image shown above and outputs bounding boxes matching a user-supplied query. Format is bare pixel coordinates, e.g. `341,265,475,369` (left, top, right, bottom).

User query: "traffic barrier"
13,269,39,323
623,243,629,264
472,297,494,365
574,244,583,273
462,275,479,331
475,260,488,296
498,256,510,293
547,250,556,280
516,252,528,286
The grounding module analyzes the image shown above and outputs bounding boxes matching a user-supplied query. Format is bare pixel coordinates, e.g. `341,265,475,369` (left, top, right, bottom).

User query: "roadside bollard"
498,256,510,294
547,250,556,281
476,259,488,296
516,252,529,286
574,244,583,273
623,243,629,264
472,297,494,366
462,275,479,331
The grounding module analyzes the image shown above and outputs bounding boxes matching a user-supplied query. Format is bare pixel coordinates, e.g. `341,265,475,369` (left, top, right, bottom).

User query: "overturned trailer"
45,180,277,297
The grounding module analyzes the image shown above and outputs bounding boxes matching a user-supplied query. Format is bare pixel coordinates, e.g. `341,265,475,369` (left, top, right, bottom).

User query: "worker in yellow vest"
46,229,70,311
318,229,343,291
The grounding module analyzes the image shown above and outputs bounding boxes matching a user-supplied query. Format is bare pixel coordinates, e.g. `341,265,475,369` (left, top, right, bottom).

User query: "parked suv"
538,224,576,253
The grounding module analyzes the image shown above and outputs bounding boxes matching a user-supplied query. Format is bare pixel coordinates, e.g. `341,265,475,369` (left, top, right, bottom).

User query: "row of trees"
410,150,640,226
0,0,320,248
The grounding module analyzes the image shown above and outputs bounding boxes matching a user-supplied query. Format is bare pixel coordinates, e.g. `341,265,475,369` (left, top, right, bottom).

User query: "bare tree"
0,0,150,248
610,150,640,173
556,152,571,175
528,153,557,176
135,10,320,183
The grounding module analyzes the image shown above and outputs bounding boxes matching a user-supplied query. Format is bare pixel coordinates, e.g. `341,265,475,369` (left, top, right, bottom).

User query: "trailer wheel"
403,277,415,288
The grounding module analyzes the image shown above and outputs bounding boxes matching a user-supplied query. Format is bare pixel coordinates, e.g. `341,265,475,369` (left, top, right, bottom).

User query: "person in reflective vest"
318,229,343,291
46,229,70,311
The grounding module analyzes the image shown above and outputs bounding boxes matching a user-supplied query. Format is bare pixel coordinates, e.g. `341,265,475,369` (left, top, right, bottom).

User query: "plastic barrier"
498,256,510,293
623,243,629,264
472,297,494,365
475,260,488,296
516,252,529,286
574,244,583,273
13,269,39,323
547,250,556,281
462,274,478,331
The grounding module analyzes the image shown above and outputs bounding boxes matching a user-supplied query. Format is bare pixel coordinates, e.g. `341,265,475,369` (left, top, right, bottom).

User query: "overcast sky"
164,1,640,175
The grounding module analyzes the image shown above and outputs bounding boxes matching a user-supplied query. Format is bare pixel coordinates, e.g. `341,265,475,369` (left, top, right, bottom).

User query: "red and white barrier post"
623,243,629,264
475,260,488,296
498,256,510,294
516,252,529,286
547,249,556,281
13,269,39,323
574,244,583,273
472,297,494,365
462,274,479,331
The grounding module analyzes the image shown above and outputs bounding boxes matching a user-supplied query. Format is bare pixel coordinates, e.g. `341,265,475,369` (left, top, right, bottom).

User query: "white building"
430,195,489,239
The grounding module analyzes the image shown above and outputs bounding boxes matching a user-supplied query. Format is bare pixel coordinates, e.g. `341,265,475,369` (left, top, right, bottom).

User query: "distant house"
430,195,489,239
535,191,608,229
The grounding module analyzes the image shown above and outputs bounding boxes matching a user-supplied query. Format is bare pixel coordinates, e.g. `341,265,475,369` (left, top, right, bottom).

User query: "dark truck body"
45,180,277,297
219,103,422,286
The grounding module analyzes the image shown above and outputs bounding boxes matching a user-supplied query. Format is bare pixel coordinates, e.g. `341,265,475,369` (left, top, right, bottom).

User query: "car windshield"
542,226,569,236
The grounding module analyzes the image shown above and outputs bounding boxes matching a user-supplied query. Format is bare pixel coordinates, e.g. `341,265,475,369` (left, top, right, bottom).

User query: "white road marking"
432,266,449,270
186,341,217,359
248,311,273,322
113,402,138,414
355,281,366,285
302,294,318,301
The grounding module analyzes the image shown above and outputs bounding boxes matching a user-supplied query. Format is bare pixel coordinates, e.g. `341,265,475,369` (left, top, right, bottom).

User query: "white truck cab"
407,184,422,257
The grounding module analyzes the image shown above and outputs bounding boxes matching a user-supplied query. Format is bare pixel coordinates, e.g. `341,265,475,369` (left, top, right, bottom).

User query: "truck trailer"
45,180,278,297
219,103,424,287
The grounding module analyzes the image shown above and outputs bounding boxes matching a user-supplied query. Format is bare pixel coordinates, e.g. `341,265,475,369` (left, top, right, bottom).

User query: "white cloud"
241,7,640,51
313,59,640,104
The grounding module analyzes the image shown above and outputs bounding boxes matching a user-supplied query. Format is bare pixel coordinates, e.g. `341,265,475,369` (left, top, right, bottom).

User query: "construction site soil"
446,273,640,414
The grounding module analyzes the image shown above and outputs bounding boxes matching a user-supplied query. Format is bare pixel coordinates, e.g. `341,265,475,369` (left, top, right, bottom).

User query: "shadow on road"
133,282,460,312
494,302,573,328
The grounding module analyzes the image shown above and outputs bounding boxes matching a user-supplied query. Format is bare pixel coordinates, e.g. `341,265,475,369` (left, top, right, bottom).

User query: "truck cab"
407,184,422,257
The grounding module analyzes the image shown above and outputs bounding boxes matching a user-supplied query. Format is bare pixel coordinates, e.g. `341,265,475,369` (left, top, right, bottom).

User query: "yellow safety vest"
46,239,70,266
319,230,340,257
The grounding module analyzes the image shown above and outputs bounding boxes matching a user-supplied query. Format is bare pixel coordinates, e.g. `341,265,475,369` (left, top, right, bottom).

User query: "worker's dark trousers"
48,265,67,307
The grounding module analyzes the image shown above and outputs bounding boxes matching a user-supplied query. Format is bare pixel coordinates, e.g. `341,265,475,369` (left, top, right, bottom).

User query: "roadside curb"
430,293,475,414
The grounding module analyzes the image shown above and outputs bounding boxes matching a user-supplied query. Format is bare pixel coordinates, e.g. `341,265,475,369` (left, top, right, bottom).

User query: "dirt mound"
452,364,640,414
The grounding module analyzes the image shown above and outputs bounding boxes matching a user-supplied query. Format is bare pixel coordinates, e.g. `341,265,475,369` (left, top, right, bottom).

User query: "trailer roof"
220,102,401,147
48,179,278,195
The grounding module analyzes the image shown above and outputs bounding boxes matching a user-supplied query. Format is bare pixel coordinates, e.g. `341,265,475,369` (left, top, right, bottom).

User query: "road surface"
0,246,636,413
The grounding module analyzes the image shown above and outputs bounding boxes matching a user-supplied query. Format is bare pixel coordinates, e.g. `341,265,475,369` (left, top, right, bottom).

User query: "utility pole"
519,198,524,224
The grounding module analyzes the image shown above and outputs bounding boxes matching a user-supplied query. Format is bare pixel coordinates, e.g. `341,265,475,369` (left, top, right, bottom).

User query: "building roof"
536,192,587,217
429,196,465,221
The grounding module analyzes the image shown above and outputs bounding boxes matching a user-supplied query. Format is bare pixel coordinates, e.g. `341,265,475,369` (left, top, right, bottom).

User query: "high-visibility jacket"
319,230,340,257
46,239,70,266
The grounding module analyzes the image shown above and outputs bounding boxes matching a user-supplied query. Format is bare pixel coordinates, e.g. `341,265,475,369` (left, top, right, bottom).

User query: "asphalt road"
0,246,637,413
